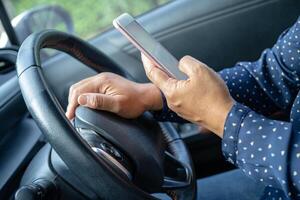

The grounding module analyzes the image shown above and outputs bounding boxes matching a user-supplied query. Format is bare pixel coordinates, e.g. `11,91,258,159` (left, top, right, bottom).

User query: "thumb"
78,93,119,113
178,56,204,77
141,53,174,92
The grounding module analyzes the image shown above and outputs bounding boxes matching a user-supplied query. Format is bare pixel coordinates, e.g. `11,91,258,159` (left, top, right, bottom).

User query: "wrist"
215,98,235,138
202,98,234,138
139,83,163,111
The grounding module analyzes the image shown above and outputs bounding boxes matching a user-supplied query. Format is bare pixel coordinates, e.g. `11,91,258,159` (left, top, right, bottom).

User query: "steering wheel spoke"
162,151,192,190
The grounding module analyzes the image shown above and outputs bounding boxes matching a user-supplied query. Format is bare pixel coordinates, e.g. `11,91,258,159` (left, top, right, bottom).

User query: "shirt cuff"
151,90,168,120
151,91,188,123
222,102,251,164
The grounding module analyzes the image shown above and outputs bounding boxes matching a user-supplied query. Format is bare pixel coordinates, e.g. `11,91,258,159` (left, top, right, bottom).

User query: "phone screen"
116,18,187,80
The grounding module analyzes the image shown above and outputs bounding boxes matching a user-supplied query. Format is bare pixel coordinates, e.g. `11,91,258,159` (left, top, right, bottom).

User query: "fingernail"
78,95,88,105
65,111,72,120
65,106,70,115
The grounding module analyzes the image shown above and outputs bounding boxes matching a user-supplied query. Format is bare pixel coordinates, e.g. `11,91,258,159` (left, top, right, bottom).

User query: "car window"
2,0,170,45
0,21,15,74
0,21,8,48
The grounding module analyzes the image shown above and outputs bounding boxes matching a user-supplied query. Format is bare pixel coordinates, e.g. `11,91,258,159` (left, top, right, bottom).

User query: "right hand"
66,72,163,120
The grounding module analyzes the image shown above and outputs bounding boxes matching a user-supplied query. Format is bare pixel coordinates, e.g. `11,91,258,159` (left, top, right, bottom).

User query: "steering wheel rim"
16,29,196,200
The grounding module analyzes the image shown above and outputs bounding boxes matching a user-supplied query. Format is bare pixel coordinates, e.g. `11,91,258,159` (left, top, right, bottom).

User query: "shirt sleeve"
219,65,281,116
223,17,300,198
151,91,188,123
222,102,300,199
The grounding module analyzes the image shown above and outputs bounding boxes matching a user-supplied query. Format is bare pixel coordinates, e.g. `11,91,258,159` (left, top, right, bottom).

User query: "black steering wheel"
16,30,196,200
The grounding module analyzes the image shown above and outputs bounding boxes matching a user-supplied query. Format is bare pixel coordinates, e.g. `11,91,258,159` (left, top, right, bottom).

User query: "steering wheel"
16,30,196,200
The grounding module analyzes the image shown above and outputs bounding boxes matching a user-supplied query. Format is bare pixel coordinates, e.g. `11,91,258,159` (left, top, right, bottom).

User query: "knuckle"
99,73,111,81
172,99,181,107
167,102,177,111
89,96,102,108
99,73,113,85
167,96,180,107
146,66,155,78
167,103,173,110
164,88,182,109
191,62,204,76
165,88,176,100
69,85,76,94
194,66,203,75
69,83,83,95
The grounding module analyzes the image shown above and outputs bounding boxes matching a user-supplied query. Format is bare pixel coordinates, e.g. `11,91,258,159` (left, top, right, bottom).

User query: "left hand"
141,54,234,137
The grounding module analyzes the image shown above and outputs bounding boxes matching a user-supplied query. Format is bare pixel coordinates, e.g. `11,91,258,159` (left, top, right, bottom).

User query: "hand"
141,54,234,137
66,72,163,119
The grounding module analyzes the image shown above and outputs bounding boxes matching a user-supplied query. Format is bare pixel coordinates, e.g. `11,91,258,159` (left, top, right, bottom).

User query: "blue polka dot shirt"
154,17,300,199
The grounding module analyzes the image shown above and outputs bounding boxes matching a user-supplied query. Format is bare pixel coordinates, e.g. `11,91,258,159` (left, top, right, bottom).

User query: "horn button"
76,128,133,180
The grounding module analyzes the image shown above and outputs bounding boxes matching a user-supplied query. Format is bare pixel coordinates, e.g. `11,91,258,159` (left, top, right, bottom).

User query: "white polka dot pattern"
153,17,300,199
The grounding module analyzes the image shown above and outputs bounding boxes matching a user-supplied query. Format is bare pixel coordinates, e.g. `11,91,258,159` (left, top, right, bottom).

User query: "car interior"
0,0,300,199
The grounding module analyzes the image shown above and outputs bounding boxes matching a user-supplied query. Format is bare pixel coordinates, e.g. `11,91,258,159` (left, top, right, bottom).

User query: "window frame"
0,0,19,46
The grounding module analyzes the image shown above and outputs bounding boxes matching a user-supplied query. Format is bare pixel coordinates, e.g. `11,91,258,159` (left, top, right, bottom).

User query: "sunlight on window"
4,0,170,40
0,21,11,48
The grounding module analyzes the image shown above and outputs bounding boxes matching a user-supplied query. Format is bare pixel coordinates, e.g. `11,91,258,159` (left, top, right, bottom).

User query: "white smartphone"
113,13,187,80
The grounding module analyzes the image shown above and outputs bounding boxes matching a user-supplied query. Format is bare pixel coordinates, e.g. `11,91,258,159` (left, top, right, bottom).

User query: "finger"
67,77,96,104
178,55,204,77
141,53,174,92
66,79,97,119
66,91,80,120
78,93,119,113
141,53,157,68
66,103,77,120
